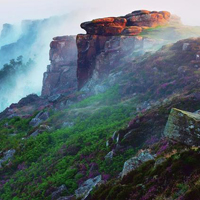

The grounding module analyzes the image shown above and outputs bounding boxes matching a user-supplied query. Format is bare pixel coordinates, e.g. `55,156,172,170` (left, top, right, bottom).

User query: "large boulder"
126,11,171,27
81,17,127,36
164,108,200,146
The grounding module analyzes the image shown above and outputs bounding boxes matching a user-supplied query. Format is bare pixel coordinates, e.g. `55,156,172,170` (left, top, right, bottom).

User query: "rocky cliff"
41,36,77,97
77,10,172,89
42,9,200,95
42,10,175,95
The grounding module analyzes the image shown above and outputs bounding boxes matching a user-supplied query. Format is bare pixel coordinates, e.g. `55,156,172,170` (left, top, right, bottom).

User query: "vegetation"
0,87,138,200
0,56,34,83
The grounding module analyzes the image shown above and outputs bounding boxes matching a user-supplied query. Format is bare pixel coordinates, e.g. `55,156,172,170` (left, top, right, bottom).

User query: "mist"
0,11,100,112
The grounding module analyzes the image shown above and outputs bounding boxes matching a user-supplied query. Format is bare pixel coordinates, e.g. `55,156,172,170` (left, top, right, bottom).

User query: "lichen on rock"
164,108,200,146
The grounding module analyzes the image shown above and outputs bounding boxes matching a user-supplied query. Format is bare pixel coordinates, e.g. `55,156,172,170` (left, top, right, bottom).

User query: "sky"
0,0,200,32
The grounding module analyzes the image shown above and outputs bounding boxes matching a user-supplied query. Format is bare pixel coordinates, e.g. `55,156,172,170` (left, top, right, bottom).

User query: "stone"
41,36,77,97
164,108,200,146
0,149,16,168
29,111,49,127
77,35,145,89
182,43,190,51
121,150,154,177
30,125,51,137
122,26,142,36
76,10,171,89
81,17,127,36
75,175,102,200
105,150,114,160
126,11,171,27
51,185,68,200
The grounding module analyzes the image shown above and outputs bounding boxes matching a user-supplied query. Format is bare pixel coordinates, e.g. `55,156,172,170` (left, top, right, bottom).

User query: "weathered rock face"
41,36,77,97
77,10,171,89
81,10,171,36
77,34,162,89
81,17,127,36
164,108,200,146
75,175,102,200
121,149,154,178
125,10,171,27
29,111,49,127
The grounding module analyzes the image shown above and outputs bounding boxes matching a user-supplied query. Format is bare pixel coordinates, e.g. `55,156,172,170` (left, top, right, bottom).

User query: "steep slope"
1,10,200,200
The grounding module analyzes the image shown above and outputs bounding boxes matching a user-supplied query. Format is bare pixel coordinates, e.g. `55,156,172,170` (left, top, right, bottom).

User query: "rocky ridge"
77,10,172,89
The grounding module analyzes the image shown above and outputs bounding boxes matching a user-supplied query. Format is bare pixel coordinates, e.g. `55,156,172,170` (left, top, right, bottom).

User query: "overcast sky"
0,0,200,33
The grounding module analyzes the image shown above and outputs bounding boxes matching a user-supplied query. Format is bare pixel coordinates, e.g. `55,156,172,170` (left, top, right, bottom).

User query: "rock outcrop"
81,10,171,36
29,111,49,127
164,108,200,146
0,149,16,168
75,175,102,200
121,149,154,178
0,94,48,120
41,36,77,97
77,10,171,89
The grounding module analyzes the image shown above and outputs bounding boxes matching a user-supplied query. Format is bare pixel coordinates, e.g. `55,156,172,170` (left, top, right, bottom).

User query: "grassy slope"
0,86,140,200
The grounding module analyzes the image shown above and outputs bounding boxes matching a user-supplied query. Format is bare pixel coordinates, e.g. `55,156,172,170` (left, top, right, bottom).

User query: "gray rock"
30,125,51,138
182,43,190,51
51,185,68,200
75,175,102,200
112,131,119,143
29,111,49,127
121,150,154,178
164,108,200,146
0,149,16,168
105,150,114,160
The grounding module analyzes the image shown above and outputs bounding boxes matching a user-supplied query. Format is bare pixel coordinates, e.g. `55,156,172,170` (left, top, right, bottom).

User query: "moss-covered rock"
164,108,200,146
